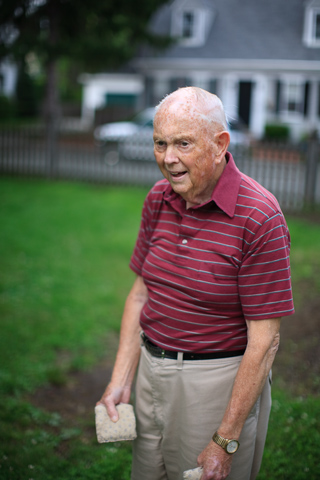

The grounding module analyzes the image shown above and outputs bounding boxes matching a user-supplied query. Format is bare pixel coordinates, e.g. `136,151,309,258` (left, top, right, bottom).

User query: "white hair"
156,87,228,132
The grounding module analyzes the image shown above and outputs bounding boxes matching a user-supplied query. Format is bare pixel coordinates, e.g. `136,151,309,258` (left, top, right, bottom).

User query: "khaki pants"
131,345,271,480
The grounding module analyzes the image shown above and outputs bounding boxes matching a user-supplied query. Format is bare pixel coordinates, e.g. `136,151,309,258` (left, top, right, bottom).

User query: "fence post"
304,136,319,208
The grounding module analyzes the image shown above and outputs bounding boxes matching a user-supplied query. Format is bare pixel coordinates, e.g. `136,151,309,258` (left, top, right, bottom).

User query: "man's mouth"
169,171,187,179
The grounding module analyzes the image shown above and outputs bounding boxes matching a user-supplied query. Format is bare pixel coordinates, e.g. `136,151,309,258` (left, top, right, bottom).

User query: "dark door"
238,81,253,126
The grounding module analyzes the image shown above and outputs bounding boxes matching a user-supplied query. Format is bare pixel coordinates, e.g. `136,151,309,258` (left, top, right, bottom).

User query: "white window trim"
171,7,214,47
303,5,320,47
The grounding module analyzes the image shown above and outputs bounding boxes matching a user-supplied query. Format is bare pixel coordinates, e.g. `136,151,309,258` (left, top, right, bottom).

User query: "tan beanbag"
183,467,203,480
95,403,137,443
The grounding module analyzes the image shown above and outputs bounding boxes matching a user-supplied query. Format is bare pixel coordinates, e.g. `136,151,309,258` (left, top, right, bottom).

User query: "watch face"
226,440,239,454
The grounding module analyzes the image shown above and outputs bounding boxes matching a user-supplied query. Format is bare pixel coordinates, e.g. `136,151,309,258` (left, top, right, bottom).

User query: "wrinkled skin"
197,442,232,480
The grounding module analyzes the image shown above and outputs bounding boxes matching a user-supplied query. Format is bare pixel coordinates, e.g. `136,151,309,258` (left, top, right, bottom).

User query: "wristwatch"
212,431,240,454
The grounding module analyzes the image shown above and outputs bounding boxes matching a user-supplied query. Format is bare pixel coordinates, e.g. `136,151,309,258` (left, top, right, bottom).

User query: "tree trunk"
45,59,60,177
44,0,61,178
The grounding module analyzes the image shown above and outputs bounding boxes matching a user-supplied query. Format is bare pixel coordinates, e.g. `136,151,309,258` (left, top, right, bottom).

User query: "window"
315,12,320,40
105,93,137,107
182,12,194,38
172,8,205,46
171,2,215,47
303,3,320,47
275,80,309,118
286,83,301,113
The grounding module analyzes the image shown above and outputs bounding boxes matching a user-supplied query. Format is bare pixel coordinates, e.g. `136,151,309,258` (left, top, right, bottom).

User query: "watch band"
212,432,229,449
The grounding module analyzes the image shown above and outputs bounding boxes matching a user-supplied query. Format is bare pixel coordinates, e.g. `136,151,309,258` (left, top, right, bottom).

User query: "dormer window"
171,0,215,47
303,1,320,47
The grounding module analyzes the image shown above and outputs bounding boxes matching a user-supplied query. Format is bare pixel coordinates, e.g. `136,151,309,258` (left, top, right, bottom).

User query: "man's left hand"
197,441,233,480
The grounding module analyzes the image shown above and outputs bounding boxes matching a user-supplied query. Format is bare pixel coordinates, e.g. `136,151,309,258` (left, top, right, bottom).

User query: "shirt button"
182,239,188,244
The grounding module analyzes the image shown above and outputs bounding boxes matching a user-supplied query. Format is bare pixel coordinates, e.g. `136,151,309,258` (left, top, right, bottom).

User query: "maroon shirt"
130,153,294,353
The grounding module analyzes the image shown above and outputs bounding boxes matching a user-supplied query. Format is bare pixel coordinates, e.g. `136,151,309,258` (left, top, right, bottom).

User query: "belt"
141,334,245,361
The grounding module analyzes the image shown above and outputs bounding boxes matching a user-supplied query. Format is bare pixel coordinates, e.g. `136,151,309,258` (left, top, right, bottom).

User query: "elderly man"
98,87,294,480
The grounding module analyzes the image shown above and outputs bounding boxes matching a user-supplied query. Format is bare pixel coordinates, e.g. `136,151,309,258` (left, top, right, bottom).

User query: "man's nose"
164,146,179,164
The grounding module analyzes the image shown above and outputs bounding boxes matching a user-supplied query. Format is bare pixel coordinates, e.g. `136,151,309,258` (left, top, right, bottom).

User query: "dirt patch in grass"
31,360,113,423
274,294,320,396
29,336,117,453
29,357,114,457
30,331,119,422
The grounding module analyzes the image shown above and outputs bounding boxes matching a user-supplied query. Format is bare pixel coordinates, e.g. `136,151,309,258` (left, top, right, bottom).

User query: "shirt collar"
162,152,241,218
211,152,242,218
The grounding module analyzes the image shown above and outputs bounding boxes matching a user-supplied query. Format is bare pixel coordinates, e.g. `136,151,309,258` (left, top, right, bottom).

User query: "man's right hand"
97,383,132,422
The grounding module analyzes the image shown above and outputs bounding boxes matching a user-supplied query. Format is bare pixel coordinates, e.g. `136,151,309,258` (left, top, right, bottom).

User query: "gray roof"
139,0,320,62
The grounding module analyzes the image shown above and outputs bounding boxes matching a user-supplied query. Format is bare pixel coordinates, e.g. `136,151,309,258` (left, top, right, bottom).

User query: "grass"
0,393,133,480
0,176,320,479
0,178,147,394
258,389,320,479
286,215,320,305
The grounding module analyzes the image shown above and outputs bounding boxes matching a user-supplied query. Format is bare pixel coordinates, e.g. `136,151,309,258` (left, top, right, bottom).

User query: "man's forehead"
155,100,204,126
158,92,198,113
155,110,208,133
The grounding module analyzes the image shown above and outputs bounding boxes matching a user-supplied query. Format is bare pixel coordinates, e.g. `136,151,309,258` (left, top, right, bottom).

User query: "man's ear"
214,131,230,160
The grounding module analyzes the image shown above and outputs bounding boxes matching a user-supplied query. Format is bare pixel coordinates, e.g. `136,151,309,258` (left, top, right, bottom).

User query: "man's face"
153,102,224,208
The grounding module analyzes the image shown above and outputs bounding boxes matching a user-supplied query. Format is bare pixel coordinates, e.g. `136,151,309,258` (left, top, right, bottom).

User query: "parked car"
94,108,155,145
95,108,251,165
94,108,155,165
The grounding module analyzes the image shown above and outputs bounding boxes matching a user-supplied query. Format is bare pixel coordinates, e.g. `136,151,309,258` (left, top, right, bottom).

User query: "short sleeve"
238,213,294,320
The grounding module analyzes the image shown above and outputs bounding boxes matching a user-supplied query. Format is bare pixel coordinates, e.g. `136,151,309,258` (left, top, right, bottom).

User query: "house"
81,0,320,141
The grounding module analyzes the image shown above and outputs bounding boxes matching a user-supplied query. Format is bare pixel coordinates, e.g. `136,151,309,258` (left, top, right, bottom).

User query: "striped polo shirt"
130,152,294,353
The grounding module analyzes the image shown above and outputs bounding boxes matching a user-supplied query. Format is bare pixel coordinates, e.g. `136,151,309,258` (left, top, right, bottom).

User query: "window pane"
287,83,300,112
281,81,304,114
288,101,297,112
315,13,320,39
182,12,194,38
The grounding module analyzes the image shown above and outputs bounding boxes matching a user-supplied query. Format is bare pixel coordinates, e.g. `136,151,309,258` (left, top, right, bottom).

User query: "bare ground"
272,294,320,396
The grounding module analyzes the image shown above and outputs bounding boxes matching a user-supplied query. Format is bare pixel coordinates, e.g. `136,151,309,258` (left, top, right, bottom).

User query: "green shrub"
264,123,290,141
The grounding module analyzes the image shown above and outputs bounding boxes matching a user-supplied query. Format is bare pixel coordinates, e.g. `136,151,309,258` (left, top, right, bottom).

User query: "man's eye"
181,141,189,147
155,141,166,149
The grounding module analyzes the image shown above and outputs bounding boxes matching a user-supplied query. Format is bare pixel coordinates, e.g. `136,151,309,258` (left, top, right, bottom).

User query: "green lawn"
0,178,146,394
0,177,319,479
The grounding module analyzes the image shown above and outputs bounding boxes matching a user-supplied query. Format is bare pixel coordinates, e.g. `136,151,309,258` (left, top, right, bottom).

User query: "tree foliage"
0,0,170,172
0,0,171,70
